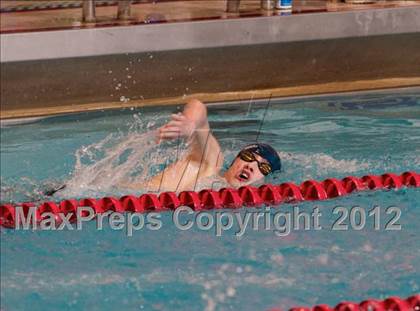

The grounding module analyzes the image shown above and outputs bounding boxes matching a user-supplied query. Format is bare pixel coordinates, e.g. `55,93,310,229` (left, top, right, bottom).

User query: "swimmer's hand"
156,112,196,143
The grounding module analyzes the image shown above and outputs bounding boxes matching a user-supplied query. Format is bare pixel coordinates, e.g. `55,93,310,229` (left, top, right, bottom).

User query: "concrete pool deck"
1,1,420,119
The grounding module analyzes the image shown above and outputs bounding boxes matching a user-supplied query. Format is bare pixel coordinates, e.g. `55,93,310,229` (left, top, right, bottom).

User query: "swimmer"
45,99,281,196
122,98,281,192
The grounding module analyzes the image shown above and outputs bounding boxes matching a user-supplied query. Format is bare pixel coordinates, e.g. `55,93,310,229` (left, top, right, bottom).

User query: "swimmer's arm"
158,99,224,170
118,100,222,192
183,99,223,168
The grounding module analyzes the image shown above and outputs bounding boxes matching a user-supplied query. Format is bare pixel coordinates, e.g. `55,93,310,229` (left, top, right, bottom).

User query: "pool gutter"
2,78,419,120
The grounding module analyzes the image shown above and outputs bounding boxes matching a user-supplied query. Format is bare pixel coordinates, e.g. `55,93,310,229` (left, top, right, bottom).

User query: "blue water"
1,89,420,310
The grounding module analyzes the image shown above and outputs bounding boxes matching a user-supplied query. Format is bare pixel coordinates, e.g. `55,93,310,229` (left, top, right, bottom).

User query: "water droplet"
226,286,235,297
120,96,130,103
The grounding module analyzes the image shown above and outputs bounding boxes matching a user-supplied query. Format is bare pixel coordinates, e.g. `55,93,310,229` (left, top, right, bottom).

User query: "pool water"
1,89,419,310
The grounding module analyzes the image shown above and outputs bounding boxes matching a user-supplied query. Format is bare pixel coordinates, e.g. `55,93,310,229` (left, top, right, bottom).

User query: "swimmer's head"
224,143,281,187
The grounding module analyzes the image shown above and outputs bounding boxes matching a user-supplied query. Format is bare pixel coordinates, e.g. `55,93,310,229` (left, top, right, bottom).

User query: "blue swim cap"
241,143,282,173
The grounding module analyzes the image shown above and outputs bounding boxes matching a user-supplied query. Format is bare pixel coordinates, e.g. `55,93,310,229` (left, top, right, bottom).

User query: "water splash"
279,152,370,175
0,176,58,204
61,132,156,198
59,115,191,198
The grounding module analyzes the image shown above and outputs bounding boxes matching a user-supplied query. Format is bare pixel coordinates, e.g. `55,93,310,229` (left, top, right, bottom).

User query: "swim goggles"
238,150,272,176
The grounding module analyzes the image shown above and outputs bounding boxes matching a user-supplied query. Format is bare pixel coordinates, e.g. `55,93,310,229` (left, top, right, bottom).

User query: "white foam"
60,114,190,198
62,131,156,197
279,151,370,174
286,121,342,133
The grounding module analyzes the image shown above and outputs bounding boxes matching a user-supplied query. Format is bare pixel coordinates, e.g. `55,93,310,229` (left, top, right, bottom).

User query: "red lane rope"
269,294,420,311
1,171,419,228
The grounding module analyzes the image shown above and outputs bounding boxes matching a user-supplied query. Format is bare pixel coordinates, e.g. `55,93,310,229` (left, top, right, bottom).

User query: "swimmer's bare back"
143,153,219,192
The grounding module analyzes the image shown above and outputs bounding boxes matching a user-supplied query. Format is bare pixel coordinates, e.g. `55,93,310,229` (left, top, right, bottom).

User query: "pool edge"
1,77,419,120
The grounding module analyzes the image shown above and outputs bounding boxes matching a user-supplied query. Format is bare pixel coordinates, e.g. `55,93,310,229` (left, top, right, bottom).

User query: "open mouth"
238,170,250,182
